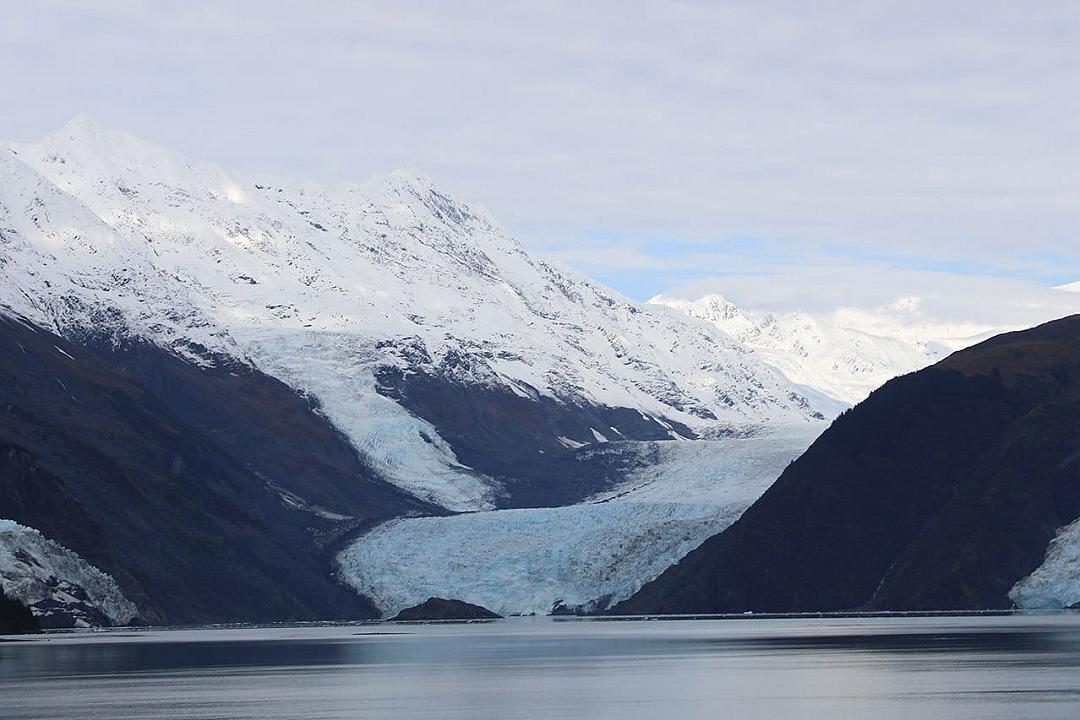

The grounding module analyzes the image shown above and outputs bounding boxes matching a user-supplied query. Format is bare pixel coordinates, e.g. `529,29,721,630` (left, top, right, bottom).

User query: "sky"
3,1,1080,323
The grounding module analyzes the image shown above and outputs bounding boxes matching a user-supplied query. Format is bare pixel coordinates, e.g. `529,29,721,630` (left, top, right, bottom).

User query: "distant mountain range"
650,294,1004,407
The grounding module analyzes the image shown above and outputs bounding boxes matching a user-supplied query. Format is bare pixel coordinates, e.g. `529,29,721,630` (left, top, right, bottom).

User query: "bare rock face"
390,598,501,621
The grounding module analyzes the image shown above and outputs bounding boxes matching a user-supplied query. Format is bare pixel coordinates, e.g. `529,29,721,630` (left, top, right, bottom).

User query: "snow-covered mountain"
1059,281,1080,293
0,117,840,622
650,294,996,406
2,116,826,512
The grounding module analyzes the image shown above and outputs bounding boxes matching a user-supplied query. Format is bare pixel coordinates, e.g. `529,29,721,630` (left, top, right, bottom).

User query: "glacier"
337,426,820,617
1010,518,1080,609
242,330,499,511
0,520,137,628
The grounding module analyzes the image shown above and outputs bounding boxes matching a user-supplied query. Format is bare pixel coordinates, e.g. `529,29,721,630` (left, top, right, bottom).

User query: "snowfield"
0,520,138,627
337,426,820,617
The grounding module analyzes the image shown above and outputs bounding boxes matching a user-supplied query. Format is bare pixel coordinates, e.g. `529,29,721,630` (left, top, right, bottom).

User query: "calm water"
4,615,1080,719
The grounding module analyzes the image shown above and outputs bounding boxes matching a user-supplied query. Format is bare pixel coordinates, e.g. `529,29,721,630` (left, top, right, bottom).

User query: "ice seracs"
0,520,137,628
1011,518,1080,609
337,426,820,617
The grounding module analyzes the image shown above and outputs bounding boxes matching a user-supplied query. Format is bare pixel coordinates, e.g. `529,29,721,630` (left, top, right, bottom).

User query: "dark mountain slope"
0,314,435,625
0,588,39,634
615,315,1080,614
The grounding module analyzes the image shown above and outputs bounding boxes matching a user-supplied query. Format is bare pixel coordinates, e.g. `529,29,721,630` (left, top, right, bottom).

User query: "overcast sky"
3,1,1080,322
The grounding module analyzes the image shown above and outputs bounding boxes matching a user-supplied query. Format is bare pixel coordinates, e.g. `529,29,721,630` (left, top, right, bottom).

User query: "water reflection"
3,615,1080,719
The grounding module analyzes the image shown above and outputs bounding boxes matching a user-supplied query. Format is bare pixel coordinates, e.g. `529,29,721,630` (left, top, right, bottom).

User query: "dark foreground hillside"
616,315,1080,614
0,314,434,625
0,588,39,634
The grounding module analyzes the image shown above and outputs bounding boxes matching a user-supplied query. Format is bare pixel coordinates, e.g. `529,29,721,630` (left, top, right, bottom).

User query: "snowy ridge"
650,293,997,406
0,520,137,627
1,117,828,510
0,148,233,364
1057,281,1080,293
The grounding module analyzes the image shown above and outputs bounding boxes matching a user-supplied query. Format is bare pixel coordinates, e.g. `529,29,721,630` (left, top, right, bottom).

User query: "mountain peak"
389,164,434,187
649,293,747,324
50,114,129,151
362,165,439,198
62,113,103,134
692,293,743,317
32,115,173,174
358,165,499,235
46,115,174,156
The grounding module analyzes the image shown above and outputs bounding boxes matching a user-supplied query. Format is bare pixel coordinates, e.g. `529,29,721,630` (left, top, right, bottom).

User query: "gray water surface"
4,614,1080,719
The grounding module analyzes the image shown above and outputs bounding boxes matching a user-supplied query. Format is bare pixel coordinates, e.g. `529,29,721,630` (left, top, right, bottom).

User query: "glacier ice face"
0,520,137,627
339,502,736,617
1010,518,1080,609
336,426,820,617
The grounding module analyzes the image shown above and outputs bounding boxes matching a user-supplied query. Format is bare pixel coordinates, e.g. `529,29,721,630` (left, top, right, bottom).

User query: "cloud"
2,1,1079,303
537,230,1080,330
663,261,1080,330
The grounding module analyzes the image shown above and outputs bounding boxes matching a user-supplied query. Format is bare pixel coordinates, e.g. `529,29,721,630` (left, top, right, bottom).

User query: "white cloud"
2,1,1079,302
664,264,1080,331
